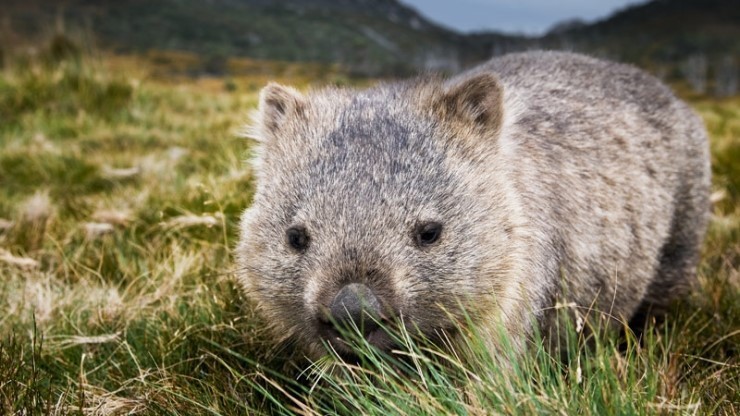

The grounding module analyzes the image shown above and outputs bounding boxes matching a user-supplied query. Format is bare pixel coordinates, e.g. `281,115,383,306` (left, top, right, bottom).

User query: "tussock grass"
0,49,738,415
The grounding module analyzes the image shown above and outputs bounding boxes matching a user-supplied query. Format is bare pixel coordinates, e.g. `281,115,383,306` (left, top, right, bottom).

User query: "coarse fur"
236,51,711,360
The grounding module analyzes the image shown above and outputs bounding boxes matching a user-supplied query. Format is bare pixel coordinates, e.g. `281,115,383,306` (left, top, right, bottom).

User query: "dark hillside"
2,0,473,75
543,0,739,66
1,0,738,91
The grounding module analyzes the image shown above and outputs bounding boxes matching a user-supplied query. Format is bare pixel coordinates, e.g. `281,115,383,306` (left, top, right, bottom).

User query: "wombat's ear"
256,82,306,139
433,73,503,136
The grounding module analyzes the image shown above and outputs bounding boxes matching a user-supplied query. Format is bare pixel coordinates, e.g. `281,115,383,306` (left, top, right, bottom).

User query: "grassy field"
0,49,738,415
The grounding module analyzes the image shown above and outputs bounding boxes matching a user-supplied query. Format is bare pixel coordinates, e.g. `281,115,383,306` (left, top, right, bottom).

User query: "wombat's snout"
320,283,389,345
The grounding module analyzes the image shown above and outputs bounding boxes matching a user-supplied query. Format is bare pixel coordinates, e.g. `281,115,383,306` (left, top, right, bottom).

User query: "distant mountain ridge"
539,0,739,95
2,0,738,85
541,0,739,64
2,0,475,75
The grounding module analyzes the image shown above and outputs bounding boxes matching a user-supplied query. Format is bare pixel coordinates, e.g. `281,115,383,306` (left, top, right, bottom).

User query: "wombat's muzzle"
328,283,382,334
319,283,393,351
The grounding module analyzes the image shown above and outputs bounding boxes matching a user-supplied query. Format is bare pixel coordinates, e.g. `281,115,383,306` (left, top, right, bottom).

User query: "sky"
401,0,647,35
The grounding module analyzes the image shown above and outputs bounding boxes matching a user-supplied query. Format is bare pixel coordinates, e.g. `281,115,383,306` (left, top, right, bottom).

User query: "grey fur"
237,51,711,359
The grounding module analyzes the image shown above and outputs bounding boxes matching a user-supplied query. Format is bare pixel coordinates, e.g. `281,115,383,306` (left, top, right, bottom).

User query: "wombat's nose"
329,283,382,336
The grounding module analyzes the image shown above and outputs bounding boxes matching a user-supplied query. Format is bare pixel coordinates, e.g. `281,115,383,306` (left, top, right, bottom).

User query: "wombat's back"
471,51,710,328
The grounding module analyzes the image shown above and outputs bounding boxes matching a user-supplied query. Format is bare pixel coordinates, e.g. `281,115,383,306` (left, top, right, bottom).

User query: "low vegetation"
0,45,738,415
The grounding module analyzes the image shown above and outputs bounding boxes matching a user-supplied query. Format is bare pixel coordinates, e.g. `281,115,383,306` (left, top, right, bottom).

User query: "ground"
0,49,738,415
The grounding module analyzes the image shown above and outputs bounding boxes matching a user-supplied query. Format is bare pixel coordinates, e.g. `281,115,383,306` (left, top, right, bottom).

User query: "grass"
0,47,738,415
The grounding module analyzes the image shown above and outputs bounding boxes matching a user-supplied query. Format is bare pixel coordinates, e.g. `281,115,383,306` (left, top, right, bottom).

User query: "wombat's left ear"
256,82,306,139
433,73,503,137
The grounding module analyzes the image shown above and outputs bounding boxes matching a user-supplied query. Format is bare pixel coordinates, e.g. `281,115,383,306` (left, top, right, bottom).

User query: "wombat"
236,51,711,360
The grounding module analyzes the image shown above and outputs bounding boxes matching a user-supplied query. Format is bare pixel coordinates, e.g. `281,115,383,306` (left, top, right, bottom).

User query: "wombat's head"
238,74,522,359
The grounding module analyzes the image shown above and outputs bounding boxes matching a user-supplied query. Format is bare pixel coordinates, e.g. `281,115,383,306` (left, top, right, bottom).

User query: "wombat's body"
237,51,710,359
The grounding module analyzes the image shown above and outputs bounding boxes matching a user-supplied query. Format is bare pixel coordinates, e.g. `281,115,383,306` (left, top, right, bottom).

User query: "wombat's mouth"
316,309,398,355
315,320,462,364
318,323,398,358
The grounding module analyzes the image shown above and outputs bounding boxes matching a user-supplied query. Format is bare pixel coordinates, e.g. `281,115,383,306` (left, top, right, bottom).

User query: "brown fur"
237,51,711,359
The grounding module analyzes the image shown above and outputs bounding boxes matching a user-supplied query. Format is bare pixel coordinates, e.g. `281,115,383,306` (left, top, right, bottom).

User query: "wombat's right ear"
432,73,504,138
254,82,306,140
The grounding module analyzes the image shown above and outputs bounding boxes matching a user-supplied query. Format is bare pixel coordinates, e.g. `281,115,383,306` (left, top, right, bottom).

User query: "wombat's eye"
414,222,443,247
286,226,310,252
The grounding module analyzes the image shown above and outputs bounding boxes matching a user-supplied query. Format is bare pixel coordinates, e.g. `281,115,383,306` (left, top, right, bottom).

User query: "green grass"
0,51,738,415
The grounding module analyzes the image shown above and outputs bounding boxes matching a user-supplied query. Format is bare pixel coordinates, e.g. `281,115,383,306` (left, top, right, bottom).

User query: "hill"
544,0,739,62
1,0,478,75
1,0,738,87
539,0,740,95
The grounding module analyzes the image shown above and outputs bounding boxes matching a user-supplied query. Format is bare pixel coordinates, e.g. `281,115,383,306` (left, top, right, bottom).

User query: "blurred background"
1,0,738,95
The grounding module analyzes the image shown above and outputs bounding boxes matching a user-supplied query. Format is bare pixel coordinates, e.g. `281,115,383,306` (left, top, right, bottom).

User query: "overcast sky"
401,0,647,35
